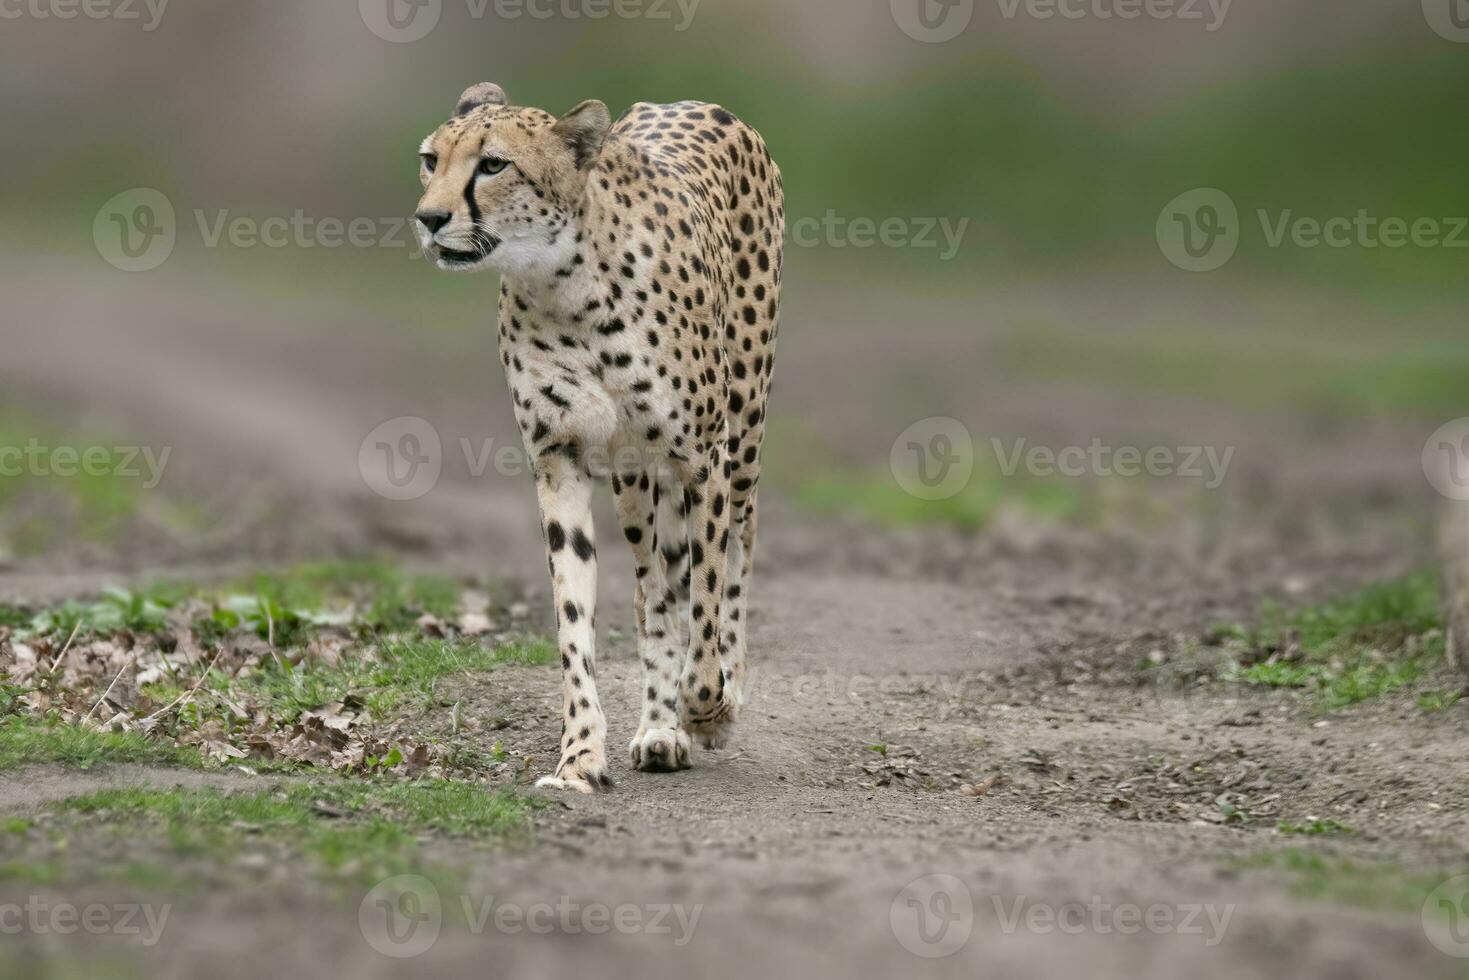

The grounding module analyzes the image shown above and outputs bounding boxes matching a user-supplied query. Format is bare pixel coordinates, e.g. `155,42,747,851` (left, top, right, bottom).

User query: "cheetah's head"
414,83,611,278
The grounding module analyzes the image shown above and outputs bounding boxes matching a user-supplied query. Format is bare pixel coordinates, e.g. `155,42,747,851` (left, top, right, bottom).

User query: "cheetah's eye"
420,153,438,174
479,157,510,177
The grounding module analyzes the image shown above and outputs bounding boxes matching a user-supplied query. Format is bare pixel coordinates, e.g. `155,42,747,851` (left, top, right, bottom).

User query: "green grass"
0,563,552,773
1417,689,1463,713
445,741,512,772
770,419,1233,535
224,561,461,634
193,561,465,647
0,716,202,771
0,604,32,629
770,418,1087,533
0,410,162,555
1267,572,1442,655
791,468,1082,533
1220,572,1447,709
1321,660,1429,710
1233,658,1428,709
1232,662,1318,689
1277,819,1352,837
0,946,146,980
15,561,472,647
41,780,536,886
215,635,557,724
23,585,176,639
0,856,196,893
1230,849,1461,916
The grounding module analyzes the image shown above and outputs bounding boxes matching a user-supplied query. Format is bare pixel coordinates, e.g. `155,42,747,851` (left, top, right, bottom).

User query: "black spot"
572,529,596,562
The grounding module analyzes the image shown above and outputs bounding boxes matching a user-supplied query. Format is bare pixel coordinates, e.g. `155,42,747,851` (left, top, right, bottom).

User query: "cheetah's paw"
685,714,736,750
536,747,613,794
629,727,693,772
684,670,738,749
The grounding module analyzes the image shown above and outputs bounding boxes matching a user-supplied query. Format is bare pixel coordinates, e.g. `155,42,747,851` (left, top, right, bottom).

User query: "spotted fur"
416,84,783,792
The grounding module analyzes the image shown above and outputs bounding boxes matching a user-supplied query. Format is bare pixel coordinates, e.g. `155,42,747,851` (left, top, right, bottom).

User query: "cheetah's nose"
416,210,451,235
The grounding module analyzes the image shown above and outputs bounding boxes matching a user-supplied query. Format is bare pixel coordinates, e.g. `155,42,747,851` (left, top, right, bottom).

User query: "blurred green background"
1,0,1466,566
6,2,1467,290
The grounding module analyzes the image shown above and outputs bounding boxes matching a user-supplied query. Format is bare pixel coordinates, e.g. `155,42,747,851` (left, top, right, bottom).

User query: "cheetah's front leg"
531,456,612,794
681,445,738,748
614,468,692,772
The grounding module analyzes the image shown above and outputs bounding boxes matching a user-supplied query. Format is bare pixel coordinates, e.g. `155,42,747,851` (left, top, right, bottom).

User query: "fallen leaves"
959,774,1002,797
0,582,541,781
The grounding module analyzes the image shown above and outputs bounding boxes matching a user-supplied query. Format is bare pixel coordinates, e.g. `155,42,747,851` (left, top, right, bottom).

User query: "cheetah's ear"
552,100,611,171
455,82,508,116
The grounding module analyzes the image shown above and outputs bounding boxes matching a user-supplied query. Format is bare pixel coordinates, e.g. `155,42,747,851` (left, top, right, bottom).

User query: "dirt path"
1,263,1463,977
5,597,1464,978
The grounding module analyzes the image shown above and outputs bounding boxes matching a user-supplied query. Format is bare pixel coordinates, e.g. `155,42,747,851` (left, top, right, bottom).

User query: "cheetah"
414,83,783,793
